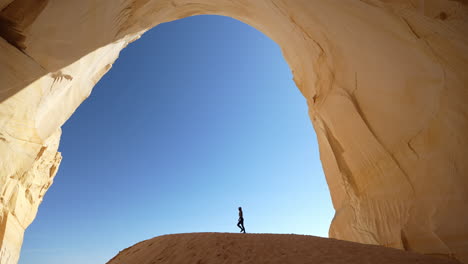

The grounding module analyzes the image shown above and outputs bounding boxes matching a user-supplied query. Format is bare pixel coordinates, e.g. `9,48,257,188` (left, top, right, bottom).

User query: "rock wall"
0,0,467,263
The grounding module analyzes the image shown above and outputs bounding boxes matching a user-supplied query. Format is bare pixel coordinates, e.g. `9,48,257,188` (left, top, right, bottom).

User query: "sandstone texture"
107,233,461,264
0,0,467,264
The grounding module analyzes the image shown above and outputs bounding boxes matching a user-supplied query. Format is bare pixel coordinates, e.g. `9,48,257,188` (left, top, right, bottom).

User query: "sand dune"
106,233,460,264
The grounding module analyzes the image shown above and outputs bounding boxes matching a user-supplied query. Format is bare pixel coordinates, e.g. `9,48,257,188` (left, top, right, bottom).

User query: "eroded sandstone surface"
0,0,467,263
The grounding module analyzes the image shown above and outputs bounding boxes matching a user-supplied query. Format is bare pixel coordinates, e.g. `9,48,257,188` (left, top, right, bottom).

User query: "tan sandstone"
0,0,467,263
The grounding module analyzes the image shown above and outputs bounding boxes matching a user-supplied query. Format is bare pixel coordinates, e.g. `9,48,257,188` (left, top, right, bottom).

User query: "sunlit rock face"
0,0,467,263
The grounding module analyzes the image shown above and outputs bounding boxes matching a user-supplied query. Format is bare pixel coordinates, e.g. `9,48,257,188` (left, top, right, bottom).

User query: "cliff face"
0,0,467,263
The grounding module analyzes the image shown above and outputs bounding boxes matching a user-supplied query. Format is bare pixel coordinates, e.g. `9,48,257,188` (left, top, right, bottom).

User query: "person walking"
237,207,246,233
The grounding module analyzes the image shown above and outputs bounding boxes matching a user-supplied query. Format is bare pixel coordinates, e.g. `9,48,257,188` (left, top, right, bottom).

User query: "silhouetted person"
237,207,246,233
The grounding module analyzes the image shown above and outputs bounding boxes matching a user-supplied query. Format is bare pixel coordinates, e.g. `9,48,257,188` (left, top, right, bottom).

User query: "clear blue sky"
19,15,334,264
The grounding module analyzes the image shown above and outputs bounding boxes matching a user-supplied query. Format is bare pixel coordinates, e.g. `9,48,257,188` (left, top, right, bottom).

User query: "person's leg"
237,221,242,232
241,221,246,233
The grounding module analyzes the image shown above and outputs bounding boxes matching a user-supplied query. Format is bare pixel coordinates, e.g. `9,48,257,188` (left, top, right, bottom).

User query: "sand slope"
106,233,460,264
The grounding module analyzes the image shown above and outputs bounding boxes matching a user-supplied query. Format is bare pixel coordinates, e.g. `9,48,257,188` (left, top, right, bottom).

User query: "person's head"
238,207,242,211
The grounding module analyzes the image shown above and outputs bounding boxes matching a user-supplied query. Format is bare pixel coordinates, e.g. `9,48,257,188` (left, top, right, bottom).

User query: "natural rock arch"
0,0,467,263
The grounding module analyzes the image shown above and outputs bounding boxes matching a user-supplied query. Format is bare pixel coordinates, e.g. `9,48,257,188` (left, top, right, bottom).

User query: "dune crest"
107,233,460,264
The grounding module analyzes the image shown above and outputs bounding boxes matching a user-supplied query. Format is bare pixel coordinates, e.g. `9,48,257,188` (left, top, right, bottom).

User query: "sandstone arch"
0,0,467,263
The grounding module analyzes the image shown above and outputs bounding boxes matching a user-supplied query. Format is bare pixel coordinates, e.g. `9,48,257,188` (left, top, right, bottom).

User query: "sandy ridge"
107,233,460,264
